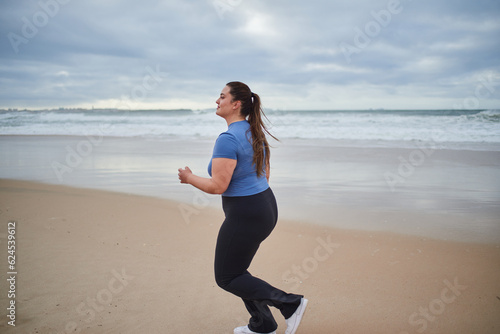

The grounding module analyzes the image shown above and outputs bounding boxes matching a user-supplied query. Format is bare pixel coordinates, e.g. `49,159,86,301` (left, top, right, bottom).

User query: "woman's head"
225,81,253,118
215,82,254,120
221,81,278,178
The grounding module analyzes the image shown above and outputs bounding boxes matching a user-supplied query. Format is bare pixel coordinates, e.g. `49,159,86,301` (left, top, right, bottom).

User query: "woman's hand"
177,159,235,194
178,166,192,184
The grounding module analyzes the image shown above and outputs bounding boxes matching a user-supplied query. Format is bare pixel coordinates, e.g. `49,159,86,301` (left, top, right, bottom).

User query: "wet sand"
1,135,499,243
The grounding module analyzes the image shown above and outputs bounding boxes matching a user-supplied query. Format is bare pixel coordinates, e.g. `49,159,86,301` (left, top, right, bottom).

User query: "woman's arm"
178,158,236,195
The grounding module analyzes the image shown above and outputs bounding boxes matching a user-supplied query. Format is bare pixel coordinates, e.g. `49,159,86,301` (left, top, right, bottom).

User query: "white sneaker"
285,298,308,334
233,325,276,334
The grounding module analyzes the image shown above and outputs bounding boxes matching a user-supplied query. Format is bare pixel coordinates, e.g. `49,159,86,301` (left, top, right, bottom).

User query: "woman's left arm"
178,158,236,195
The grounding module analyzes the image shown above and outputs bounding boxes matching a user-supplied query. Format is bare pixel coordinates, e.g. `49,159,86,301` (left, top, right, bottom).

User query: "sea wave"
1,109,499,147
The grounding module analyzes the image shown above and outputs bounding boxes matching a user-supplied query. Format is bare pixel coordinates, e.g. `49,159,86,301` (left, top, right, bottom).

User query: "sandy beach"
1,134,500,333
1,179,499,333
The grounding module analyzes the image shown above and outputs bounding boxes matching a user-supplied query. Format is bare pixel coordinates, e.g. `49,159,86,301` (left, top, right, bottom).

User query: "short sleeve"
212,132,238,160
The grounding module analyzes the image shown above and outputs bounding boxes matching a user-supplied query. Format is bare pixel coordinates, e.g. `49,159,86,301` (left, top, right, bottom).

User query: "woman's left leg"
214,188,303,333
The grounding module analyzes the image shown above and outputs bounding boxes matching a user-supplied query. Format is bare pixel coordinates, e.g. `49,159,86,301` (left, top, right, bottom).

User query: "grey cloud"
0,0,499,109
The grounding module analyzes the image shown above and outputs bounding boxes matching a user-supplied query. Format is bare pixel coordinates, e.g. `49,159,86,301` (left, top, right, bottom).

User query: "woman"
178,82,308,334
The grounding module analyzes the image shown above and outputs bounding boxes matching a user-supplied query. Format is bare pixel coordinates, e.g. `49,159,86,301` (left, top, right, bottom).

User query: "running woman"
178,81,308,334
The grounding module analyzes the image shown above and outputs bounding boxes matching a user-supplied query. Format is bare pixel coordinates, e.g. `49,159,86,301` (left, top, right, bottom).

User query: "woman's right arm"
178,158,236,195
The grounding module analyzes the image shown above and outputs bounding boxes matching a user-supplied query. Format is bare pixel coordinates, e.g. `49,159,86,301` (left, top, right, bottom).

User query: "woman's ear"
233,100,241,110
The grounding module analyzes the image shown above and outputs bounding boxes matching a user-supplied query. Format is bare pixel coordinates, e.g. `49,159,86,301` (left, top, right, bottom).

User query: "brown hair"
226,81,278,177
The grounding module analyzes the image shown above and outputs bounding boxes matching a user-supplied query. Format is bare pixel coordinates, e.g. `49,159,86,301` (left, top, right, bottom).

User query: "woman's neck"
225,115,246,127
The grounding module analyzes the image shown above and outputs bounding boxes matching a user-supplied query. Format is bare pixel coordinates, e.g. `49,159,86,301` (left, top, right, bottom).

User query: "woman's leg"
214,188,303,333
242,298,276,332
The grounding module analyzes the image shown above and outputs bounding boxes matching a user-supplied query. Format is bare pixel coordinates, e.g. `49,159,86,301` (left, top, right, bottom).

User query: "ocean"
1,108,500,242
1,108,500,150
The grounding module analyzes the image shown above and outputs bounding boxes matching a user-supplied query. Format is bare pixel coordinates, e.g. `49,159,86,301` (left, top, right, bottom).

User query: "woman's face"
216,85,237,118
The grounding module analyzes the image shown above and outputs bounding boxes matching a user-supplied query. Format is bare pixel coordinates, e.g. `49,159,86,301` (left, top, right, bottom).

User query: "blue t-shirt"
208,120,269,197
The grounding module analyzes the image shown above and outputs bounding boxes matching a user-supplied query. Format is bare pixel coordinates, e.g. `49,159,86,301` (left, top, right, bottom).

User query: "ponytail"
226,81,278,177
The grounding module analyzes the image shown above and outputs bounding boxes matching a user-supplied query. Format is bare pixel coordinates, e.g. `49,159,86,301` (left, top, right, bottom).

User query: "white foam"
1,109,499,148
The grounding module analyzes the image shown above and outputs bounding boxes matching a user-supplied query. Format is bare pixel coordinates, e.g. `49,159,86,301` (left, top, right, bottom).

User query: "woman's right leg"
214,189,303,333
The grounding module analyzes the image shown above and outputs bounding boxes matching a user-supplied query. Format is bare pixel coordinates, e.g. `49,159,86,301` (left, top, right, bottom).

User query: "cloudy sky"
1,0,499,110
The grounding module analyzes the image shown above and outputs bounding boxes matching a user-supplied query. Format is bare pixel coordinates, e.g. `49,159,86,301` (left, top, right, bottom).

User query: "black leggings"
214,187,302,333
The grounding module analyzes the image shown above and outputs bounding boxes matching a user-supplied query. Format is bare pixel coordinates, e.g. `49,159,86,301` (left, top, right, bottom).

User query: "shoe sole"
234,325,276,334
286,298,308,334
